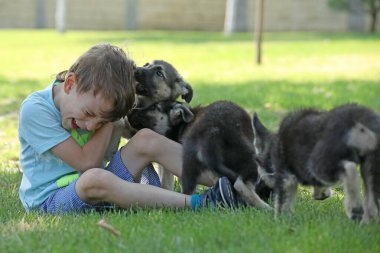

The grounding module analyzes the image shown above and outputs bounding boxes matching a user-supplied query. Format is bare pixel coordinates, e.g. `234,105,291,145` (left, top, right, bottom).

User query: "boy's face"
60,73,113,131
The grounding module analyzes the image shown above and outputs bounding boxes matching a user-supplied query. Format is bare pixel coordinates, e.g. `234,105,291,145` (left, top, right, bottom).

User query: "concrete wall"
0,0,378,32
138,0,226,31
0,0,37,28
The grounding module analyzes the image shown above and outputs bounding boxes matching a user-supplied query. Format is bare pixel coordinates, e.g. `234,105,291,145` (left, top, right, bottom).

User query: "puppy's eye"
156,71,164,78
143,62,149,67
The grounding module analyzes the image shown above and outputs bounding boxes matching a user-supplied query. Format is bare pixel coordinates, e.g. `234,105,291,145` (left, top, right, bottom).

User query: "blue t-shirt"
18,83,74,211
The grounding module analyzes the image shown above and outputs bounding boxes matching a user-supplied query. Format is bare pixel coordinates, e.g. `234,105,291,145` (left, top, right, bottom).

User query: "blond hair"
56,44,135,121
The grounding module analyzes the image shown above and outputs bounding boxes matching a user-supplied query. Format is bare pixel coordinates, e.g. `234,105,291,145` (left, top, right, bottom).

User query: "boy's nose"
85,120,98,131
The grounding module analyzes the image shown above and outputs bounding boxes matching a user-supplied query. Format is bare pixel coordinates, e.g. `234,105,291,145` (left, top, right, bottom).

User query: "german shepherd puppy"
134,60,193,190
107,60,193,190
128,100,272,210
134,60,193,108
253,103,380,222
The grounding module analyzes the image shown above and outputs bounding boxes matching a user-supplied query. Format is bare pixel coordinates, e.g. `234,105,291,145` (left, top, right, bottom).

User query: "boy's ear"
63,72,77,94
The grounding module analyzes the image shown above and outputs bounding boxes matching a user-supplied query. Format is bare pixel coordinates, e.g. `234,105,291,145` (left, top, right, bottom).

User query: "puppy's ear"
172,103,194,123
181,82,193,103
252,113,270,138
176,78,193,103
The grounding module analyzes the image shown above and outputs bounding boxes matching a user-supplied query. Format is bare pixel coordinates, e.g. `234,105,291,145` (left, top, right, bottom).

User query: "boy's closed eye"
85,110,95,117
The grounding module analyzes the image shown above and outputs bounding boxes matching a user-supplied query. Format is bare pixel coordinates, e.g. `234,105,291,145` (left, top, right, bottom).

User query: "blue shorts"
40,149,161,214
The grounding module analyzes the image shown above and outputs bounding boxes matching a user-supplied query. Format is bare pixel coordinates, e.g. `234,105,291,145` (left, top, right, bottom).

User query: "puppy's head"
134,60,193,106
128,101,194,137
252,113,275,188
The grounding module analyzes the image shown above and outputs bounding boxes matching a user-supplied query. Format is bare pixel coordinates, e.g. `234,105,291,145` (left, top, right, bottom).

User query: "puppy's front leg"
361,151,379,224
274,173,298,217
313,186,332,200
234,176,272,211
361,182,378,224
341,160,363,221
361,153,380,224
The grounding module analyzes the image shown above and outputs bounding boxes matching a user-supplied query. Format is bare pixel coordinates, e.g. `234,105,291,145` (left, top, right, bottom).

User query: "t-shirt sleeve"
19,98,71,155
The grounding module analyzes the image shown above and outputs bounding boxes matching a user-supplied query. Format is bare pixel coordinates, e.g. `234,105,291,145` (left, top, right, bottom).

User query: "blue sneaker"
200,177,237,208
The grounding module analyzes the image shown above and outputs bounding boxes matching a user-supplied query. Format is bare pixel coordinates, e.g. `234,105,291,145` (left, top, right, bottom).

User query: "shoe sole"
218,177,235,208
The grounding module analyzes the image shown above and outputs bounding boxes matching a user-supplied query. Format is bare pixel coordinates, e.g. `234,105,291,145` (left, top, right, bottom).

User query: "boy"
18,43,236,214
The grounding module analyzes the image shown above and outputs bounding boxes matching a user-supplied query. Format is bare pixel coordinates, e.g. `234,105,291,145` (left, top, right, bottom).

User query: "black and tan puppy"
129,100,272,210
107,60,193,191
253,103,380,222
134,60,193,108
133,60,193,190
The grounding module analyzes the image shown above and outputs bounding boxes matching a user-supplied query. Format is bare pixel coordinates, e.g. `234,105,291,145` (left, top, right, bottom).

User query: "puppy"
253,103,380,222
128,100,272,210
134,60,193,108
106,60,193,190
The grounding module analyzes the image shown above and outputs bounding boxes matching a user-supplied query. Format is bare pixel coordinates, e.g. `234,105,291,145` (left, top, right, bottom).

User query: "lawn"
0,30,379,253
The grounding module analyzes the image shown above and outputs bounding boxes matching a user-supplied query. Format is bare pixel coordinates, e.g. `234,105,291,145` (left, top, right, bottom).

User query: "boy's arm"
51,123,115,172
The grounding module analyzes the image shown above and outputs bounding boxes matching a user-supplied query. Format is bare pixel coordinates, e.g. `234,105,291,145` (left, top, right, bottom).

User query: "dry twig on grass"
97,218,121,237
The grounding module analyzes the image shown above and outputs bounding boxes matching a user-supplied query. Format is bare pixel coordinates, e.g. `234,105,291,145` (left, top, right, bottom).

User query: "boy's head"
57,44,135,124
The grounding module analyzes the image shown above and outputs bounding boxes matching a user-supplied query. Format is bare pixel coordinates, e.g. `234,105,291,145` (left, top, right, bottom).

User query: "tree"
255,0,264,65
224,0,264,65
328,0,380,33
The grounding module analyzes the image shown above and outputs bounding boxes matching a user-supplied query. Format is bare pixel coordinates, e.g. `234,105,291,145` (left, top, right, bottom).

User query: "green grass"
1,30,380,253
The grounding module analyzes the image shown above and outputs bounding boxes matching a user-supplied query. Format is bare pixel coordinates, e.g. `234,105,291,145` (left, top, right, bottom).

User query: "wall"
0,0,378,32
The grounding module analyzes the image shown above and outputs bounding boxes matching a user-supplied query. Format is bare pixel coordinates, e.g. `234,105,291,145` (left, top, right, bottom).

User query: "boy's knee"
131,128,161,155
76,168,112,203
134,128,158,141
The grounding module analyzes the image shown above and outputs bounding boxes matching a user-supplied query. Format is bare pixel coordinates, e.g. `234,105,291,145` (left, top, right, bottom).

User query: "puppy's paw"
313,187,332,200
360,206,379,225
348,206,364,221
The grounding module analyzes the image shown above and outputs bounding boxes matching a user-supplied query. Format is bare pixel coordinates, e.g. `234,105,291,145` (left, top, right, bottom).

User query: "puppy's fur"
106,60,193,190
129,100,272,210
253,103,380,222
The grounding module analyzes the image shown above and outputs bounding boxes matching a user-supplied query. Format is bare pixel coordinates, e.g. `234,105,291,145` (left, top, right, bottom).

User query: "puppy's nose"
134,67,143,78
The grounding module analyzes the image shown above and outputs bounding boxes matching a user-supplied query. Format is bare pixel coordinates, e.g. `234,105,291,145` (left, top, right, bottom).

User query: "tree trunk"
255,0,264,65
370,9,377,33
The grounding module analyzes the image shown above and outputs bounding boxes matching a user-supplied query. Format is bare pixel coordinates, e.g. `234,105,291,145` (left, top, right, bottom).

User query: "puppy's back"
184,100,253,142
275,109,327,184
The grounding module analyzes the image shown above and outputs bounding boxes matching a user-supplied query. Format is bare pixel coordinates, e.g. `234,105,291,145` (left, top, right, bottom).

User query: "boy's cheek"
61,118,72,131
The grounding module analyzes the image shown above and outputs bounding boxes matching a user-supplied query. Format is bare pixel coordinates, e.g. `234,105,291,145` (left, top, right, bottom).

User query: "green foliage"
328,0,379,10
328,0,350,10
1,30,380,253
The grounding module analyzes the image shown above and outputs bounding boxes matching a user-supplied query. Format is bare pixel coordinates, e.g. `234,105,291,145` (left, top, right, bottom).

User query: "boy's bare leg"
76,168,192,208
76,129,215,209
120,129,213,187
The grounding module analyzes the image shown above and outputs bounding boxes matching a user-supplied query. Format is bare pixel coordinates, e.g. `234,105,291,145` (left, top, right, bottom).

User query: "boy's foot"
201,177,237,208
